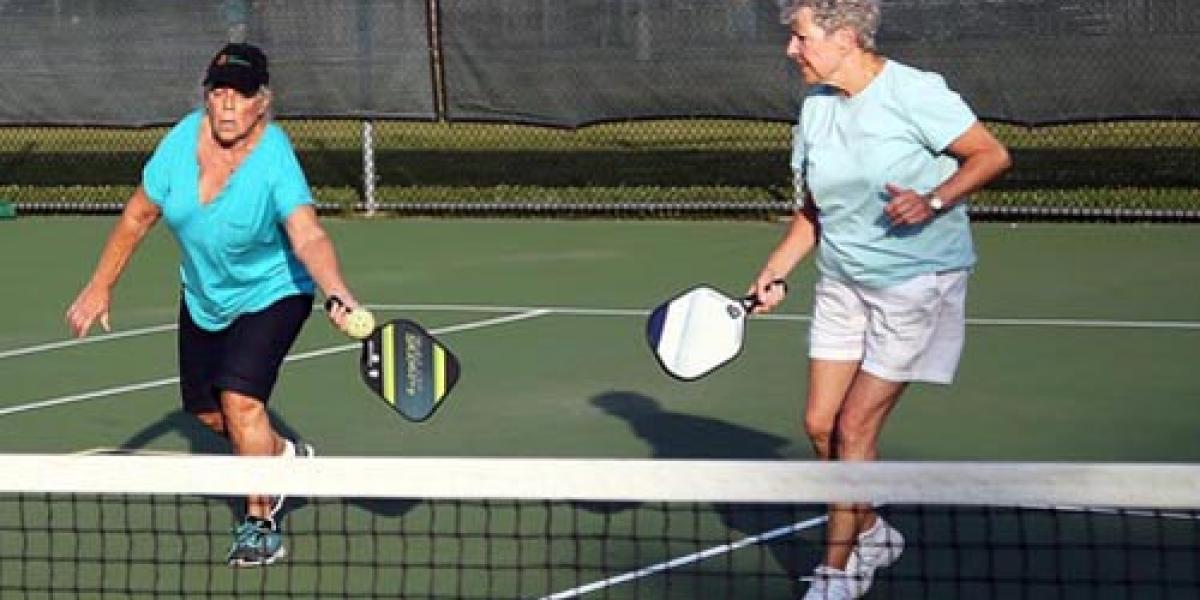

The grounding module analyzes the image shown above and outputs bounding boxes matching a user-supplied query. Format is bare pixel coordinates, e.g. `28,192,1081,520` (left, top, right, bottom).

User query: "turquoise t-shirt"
792,60,977,288
143,110,314,331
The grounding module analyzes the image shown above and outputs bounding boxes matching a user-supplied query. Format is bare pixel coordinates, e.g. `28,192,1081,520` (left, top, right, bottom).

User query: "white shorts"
808,270,969,384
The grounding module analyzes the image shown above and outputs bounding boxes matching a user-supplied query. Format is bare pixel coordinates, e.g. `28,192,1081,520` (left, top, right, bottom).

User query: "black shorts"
178,294,313,413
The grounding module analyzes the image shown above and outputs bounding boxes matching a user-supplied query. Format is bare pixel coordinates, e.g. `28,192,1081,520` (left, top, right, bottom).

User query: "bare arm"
284,205,358,328
750,201,820,313
65,186,161,337
884,122,1012,225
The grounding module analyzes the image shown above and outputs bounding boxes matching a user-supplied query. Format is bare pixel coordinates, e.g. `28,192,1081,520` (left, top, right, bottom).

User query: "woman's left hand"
883,183,936,226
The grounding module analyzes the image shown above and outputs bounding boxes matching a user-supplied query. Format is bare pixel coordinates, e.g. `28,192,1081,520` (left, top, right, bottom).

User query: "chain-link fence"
5,119,1199,221
1,1,1198,221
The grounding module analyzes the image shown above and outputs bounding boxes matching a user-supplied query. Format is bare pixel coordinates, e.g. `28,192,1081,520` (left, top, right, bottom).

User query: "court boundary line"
72,448,192,457
0,310,548,419
541,514,828,599
539,498,1200,599
0,324,178,360
3,304,1195,363
370,304,1200,330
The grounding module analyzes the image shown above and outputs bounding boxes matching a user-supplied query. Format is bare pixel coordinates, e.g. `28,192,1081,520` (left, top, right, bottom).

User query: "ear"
257,90,272,115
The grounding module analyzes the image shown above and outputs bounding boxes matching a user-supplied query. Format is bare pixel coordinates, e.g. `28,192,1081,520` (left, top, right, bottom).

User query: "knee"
834,417,876,460
803,415,835,456
220,392,268,430
191,410,226,435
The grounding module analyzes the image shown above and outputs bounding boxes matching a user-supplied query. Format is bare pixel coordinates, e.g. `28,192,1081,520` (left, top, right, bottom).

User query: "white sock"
279,438,296,458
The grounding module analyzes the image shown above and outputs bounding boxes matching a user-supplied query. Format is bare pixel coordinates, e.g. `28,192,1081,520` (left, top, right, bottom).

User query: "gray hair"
779,0,881,52
199,86,274,120
200,85,272,104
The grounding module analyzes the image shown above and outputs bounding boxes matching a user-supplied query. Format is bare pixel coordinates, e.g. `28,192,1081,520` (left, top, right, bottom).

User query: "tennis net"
0,454,1197,599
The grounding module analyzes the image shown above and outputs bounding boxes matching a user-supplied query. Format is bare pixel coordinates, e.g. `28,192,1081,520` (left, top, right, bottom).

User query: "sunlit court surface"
1,218,1198,597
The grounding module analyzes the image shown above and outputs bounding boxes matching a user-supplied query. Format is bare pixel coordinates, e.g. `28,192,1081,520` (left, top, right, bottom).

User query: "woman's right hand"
323,291,362,331
65,284,112,338
748,271,788,314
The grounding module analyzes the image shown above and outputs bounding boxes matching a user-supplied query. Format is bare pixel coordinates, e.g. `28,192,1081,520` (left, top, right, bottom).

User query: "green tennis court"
2,218,1197,461
1,218,1198,598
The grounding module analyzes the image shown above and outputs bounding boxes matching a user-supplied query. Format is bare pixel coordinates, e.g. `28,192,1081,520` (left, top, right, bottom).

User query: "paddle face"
359,319,461,421
646,286,753,381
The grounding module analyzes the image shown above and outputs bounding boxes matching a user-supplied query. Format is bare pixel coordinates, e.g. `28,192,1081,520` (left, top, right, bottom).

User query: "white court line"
372,303,650,318
0,376,183,418
0,310,547,419
72,448,191,457
3,305,1196,364
1017,504,1200,522
541,498,1200,599
370,303,1200,330
0,324,177,361
542,514,829,599
968,317,1200,330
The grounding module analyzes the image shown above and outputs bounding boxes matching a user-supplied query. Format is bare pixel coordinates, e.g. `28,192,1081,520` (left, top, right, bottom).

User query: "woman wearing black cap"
66,43,364,567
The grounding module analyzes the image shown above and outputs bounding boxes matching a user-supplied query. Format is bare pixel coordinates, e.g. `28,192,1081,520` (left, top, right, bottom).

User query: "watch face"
928,196,944,211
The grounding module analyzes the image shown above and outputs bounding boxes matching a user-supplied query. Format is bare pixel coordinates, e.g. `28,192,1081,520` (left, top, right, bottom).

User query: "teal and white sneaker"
227,516,286,567
268,438,315,520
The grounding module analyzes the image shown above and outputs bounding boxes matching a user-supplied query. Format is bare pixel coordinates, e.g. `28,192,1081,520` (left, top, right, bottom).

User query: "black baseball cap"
203,43,269,96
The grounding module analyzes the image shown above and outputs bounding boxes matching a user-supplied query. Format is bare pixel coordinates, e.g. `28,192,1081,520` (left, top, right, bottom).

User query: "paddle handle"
325,295,347,312
742,279,788,311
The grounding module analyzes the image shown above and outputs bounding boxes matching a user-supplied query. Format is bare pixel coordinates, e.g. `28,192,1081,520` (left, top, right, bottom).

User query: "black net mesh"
1,457,1198,599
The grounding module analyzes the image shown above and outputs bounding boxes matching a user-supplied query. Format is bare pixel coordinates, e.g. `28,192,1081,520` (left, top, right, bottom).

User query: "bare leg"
823,371,907,569
219,389,285,519
804,359,860,460
804,359,861,569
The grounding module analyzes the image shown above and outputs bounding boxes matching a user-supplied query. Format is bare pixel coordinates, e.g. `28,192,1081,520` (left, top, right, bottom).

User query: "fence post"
362,119,377,216
428,0,446,121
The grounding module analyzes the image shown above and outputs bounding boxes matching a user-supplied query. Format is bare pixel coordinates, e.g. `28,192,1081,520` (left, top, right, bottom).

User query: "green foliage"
1,119,1197,211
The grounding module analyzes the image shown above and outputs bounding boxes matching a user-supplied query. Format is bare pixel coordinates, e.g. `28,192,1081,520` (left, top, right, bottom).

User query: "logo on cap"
217,54,250,67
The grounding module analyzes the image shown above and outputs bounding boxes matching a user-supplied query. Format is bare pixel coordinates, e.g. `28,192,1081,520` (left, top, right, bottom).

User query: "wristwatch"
926,194,946,213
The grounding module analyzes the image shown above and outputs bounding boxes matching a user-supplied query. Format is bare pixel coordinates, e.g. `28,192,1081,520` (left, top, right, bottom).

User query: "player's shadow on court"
118,409,418,521
589,391,819,581
118,407,307,456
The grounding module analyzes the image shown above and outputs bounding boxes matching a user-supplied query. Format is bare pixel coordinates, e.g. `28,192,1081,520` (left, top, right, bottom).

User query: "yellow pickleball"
344,308,376,340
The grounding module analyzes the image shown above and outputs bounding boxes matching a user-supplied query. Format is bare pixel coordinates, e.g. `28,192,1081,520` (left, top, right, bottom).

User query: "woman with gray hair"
748,1,1010,598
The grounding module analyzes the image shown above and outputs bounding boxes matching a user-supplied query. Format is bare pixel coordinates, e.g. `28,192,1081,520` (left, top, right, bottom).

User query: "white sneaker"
854,516,905,570
843,517,905,596
801,565,870,599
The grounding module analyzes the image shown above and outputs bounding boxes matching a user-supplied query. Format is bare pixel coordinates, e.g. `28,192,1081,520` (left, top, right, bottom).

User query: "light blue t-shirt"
143,110,314,331
792,60,977,288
